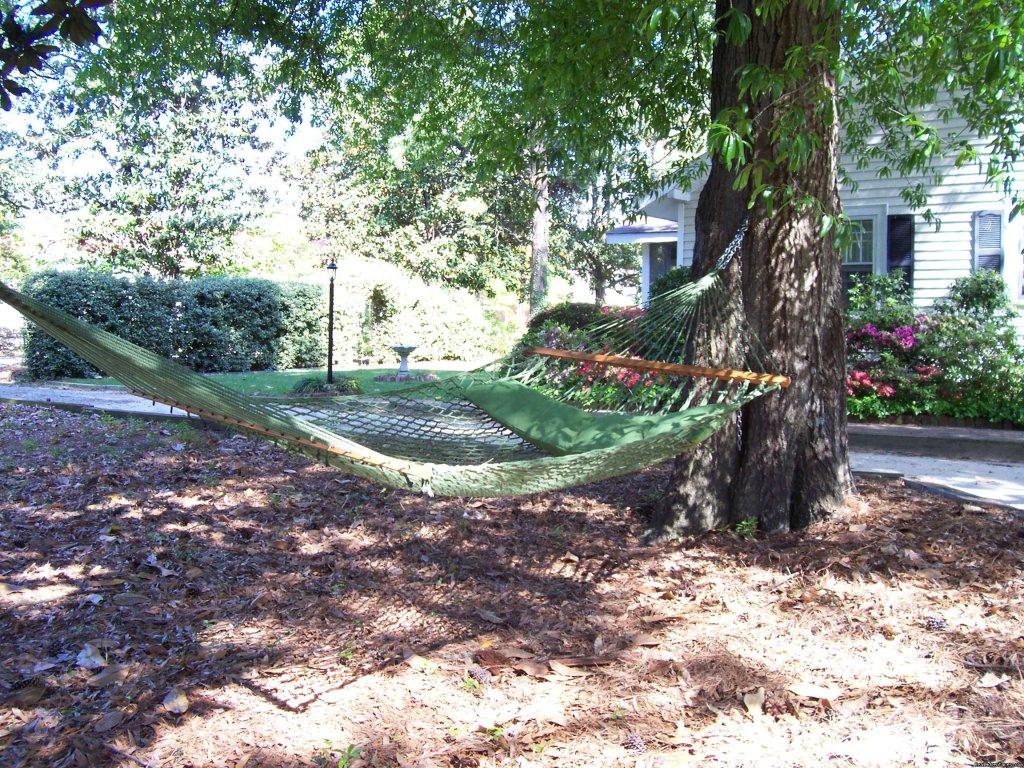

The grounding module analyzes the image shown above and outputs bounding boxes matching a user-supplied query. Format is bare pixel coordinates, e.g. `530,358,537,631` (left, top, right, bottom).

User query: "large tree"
295,129,533,296
59,79,270,278
12,0,1024,533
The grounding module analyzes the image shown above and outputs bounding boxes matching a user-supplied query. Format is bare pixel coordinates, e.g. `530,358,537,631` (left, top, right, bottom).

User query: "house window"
841,207,914,293
842,218,875,291
973,211,1002,273
649,243,677,284
886,214,914,289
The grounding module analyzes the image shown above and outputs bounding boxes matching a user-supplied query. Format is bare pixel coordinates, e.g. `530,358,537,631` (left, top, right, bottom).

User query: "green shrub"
922,272,1024,423
845,270,1024,425
290,375,361,395
22,271,328,379
276,283,328,369
649,266,693,299
330,257,514,364
22,271,179,379
527,302,605,333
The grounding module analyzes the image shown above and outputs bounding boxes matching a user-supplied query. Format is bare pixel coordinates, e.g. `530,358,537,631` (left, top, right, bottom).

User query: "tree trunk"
593,259,607,304
529,155,549,314
652,0,853,536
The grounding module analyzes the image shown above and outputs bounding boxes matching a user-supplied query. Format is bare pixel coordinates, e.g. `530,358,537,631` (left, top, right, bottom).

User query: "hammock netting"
0,230,788,497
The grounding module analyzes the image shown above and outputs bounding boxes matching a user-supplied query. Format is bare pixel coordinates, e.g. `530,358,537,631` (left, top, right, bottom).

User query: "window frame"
648,242,677,284
843,205,888,277
972,210,1004,274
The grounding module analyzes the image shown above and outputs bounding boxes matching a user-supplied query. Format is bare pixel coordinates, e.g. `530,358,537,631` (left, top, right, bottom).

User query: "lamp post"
326,258,337,384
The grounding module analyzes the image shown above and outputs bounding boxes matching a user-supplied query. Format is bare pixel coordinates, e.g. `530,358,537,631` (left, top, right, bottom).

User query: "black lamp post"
326,258,337,384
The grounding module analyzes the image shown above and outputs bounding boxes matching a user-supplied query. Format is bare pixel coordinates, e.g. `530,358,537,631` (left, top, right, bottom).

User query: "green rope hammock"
0,230,789,497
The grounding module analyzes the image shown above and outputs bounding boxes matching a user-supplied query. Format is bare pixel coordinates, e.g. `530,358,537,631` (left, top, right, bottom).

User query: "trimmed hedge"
22,271,327,379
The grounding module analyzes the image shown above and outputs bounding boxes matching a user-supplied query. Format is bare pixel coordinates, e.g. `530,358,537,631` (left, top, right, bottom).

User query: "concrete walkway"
1,381,1022,510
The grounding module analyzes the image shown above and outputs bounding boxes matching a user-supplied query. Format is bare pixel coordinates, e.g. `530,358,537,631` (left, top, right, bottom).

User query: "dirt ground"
0,402,1021,768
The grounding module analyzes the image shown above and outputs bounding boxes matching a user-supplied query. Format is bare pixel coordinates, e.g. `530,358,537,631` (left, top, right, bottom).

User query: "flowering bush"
845,271,1024,425
518,303,686,411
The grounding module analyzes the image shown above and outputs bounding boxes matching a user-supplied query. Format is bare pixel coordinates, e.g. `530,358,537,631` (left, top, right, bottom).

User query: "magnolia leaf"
162,688,189,714
475,608,504,624
87,664,129,687
495,647,534,659
511,659,549,678
94,710,124,733
977,672,1010,689
6,684,46,707
403,653,437,674
548,659,590,677
787,681,842,702
76,643,106,670
743,687,765,717
112,593,147,606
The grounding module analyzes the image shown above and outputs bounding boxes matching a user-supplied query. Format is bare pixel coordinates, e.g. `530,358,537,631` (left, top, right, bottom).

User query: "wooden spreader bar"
128,389,433,481
525,347,792,388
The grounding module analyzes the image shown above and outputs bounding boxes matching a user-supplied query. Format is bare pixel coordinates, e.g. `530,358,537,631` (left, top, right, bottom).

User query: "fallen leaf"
94,711,124,733
549,655,617,667
548,660,590,677
475,650,510,670
162,688,189,715
475,608,505,624
977,672,1011,689
76,644,106,670
112,593,147,607
743,687,765,718
511,660,549,678
403,653,437,674
85,638,119,650
87,664,129,687
6,685,45,707
495,647,534,659
787,681,842,702
660,720,691,747
630,633,661,647
514,700,567,726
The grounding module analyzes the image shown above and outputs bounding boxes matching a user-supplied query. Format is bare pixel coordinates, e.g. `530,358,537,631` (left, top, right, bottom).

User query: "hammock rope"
0,228,788,497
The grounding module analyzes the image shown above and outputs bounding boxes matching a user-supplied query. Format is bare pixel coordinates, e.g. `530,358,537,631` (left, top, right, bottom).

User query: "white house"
609,113,1024,334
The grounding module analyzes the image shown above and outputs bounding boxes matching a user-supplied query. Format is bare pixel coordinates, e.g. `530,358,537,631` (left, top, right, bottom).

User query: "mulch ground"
0,402,1021,768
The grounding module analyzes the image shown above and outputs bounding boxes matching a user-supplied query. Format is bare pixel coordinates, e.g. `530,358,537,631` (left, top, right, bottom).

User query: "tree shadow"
1,404,1021,765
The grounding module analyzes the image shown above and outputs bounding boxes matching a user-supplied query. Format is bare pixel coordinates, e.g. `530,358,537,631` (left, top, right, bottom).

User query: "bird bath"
391,344,417,381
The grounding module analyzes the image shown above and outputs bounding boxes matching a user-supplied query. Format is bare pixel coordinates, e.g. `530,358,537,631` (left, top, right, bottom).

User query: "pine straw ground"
0,403,1021,768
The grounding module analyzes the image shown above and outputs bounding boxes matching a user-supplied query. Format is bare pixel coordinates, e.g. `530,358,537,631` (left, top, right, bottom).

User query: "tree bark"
652,0,853,536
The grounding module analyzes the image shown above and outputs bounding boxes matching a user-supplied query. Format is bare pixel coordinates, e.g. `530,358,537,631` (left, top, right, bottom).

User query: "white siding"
839,107,1015,308
641,105,1024,333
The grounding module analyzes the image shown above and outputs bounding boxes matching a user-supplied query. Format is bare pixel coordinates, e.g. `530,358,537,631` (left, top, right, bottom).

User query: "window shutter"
886,214,914,289
973,212,1002,272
